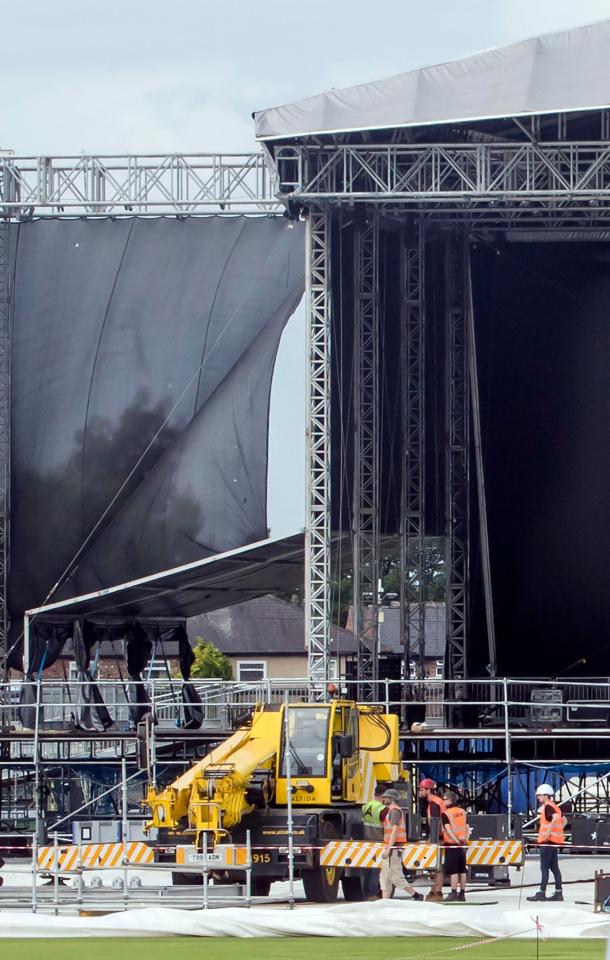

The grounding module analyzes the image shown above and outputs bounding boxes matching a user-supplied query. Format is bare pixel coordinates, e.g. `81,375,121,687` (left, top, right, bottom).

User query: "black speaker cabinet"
529,688,563,725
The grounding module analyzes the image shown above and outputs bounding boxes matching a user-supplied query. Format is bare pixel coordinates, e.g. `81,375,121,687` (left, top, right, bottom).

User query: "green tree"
190,637,233,680
381,537,445,601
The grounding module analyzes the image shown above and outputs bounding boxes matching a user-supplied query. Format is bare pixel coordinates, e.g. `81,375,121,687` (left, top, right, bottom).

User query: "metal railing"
3,676,610,734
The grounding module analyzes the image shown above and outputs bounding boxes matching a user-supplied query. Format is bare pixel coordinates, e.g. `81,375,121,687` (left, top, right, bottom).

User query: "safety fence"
3,678,610,835
3,676,610,735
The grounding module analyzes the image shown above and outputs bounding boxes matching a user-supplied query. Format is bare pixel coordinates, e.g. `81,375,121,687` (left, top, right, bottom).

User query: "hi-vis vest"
362,799,384,827
537,799,565,845
442,805,468,845
383,801,407,846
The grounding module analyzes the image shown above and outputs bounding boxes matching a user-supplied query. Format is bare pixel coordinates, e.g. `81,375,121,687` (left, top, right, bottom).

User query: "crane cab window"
280,707,330,778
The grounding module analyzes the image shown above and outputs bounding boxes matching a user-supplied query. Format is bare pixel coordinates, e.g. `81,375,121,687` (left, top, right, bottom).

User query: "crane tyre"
341,874,366,901
171,872,203,886
250,877,272,897
302,820,341,903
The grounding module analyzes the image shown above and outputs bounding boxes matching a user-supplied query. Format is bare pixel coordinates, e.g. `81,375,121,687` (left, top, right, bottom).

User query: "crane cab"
275,700,362,806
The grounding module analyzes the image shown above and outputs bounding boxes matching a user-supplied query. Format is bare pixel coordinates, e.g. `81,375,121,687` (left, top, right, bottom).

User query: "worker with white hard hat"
526,783,565,902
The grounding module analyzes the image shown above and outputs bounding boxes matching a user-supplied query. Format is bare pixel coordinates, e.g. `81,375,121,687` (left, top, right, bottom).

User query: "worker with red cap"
419,777,446,902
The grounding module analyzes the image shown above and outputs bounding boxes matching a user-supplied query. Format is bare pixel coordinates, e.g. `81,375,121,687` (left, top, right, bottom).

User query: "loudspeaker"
468,814,509,840
529,688,563,725
566,703,609,725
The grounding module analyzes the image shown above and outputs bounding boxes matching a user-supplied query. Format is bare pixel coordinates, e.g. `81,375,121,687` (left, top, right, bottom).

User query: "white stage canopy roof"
254,19,610,140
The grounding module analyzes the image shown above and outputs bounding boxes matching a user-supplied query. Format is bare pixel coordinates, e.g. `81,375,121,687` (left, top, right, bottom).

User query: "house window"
237,660,267,682
435,659,444,679
145,660,171,681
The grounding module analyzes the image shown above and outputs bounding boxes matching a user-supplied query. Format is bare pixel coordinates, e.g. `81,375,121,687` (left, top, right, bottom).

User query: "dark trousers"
539,844,562,891
363,867,381,897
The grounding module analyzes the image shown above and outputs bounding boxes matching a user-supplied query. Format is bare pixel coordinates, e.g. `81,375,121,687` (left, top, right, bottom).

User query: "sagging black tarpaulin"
8,216,304,667
72,620,112,731
176,624,203,730
124,621,153,726
16,620,72,727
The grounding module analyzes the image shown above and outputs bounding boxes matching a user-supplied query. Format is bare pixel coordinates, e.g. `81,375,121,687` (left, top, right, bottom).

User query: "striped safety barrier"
466,839,524,866
320,841,441,871
38,841,154,872
320,839,524,871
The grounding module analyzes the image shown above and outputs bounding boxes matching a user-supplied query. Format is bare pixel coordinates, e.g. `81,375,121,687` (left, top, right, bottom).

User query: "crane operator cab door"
331,704,361,801
276,705,333,805
275,702,361,805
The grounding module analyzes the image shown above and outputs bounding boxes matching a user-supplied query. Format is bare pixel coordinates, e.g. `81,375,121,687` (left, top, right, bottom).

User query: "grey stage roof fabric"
10,217,304,617
255,19,610,140
29,535,307,620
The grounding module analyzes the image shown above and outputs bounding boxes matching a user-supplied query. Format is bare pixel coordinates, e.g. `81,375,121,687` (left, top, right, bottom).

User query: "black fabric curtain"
8,216,304,667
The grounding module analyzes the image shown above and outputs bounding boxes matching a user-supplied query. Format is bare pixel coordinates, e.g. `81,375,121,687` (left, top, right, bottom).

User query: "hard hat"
381,788,401,801
536,783,554,796
419,778,437,789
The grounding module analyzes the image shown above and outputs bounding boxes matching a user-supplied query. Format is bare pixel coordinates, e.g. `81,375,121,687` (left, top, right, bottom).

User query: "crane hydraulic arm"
147,707,278,843
145,700,401,848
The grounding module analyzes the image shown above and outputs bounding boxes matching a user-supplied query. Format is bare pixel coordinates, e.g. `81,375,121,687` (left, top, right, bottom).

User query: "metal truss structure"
399,223,426,680
276,140,610,225
305,209,332,691
352,216,380,697
0,153,280,215
0,202,9,681
444,234,470,681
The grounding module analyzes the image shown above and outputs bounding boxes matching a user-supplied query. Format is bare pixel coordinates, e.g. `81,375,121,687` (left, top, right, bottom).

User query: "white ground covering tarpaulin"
0,901,609,939
254,19,610,139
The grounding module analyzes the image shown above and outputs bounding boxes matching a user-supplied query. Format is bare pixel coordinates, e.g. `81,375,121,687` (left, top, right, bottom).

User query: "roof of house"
255,20,610,140
187,595,353,657
378,603,446,659
344,603,445,658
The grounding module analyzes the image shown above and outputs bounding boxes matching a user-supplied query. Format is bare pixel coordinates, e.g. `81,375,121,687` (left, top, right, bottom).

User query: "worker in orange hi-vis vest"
441,789,469,902
379,789,424,901
418,777,446,901
527,783,565,902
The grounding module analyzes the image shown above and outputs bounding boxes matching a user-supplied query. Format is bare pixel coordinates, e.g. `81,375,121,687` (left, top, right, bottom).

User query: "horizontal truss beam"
277,141,610,209
0,154,280,215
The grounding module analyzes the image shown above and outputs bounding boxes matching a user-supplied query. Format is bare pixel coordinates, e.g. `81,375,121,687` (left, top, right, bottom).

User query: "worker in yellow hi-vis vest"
361,785,385,899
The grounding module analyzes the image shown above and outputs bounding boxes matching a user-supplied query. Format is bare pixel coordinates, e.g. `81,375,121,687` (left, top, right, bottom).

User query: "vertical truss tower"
399,222,427,681
0,198,10,682
305,209,332,690
444,234,470,681
352,216,380,698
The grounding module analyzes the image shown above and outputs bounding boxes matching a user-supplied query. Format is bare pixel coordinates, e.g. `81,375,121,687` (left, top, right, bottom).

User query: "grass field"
1,937,605,960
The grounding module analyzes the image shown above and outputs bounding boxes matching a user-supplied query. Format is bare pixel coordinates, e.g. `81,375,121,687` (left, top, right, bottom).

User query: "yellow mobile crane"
146,698,402,901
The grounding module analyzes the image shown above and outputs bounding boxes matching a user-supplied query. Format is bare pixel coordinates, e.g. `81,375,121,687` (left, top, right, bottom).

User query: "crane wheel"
171,872,203,886
250,877,272,897
302,820,341,903
341,875,366,901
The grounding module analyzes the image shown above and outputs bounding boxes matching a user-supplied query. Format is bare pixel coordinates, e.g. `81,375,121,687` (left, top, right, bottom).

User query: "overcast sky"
5,0,610,537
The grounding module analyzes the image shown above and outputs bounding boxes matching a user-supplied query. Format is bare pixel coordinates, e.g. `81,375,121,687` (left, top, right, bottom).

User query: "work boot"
444,890,460,902
527,891,547,902
548,891,564,902
425,891,443,902
411,891,424,901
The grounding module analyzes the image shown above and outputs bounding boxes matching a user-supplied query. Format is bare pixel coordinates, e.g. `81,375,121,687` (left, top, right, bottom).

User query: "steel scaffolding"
352,216,380,697
399,223,426,680
444,234,470,681
305,209,332,690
